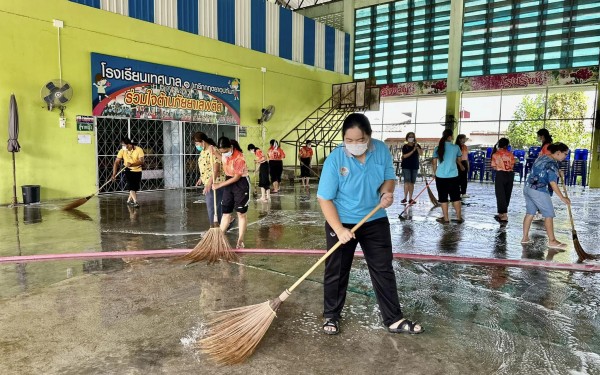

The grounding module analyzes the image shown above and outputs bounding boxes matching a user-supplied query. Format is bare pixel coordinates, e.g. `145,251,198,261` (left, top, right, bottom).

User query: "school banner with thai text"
91,53,240,124
380,80,447,97
460,67,599,92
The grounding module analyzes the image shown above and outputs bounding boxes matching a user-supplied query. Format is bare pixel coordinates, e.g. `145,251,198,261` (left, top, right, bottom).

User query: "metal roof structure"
274,0,340,11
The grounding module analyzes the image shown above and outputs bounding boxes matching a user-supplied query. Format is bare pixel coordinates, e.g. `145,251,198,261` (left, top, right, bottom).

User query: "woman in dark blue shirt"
400,132,422,204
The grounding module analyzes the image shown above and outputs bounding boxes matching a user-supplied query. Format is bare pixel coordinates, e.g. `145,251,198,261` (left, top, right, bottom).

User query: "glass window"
461,0,600,76
354,0,451,83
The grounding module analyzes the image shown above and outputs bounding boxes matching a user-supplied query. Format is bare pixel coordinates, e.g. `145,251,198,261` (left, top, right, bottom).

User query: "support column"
588,83,600,188
343,0,355,77
445,0,464,131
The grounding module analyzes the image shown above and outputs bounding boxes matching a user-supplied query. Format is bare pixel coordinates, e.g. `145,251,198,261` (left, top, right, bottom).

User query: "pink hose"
0,248,598,272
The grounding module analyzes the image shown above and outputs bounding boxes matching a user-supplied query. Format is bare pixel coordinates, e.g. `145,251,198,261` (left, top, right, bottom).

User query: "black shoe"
132,202,140,208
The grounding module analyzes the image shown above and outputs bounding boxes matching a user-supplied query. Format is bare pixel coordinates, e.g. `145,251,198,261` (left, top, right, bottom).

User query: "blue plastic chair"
570,149,588,186
524,146,542,180
558,150,571,185
471,150,486,182
512,150,525,183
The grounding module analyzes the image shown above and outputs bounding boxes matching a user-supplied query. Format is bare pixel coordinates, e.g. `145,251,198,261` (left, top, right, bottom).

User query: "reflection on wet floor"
1,182,600,373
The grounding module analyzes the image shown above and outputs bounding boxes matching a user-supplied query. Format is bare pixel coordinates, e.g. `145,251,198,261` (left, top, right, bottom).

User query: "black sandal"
388,319,424,335
322,318,339,335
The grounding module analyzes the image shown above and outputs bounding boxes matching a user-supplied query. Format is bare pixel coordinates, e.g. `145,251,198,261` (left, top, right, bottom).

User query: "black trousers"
323,217,403,326
269,160,283,183
258,162,270,189
458,160,469,195
300,157,311,177
494,171,514,214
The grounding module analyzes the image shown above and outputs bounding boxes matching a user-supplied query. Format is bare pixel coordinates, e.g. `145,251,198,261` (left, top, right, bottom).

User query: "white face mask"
345,142,369,156
407,138,415,143
121,145,127,151
223,150,233,158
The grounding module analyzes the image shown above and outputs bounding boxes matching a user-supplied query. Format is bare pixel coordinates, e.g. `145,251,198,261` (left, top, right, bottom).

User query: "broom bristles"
199,298,281,364
62,197,90,211
179,227,239,264
426,185,439,207
572,229,599,263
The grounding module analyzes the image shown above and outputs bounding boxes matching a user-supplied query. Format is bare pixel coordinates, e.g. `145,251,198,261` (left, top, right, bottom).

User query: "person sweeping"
521,142,570,249
112,137,144,207
268,139,285,193
316,113,423,335
298,140,314,188
212,137,250,249
491,138,515,223
432,129,464,224
193,132,225,225
248,143,270,202
400,132,422,204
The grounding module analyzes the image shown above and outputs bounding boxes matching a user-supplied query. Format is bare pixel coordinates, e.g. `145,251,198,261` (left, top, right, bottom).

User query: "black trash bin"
22,185,41,204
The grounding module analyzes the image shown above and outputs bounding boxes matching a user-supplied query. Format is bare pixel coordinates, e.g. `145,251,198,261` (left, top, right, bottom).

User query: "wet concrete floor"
1,180,600,374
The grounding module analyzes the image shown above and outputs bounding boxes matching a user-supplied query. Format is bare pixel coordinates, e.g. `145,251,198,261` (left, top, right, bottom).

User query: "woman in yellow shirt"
112,137,144,208
193,132,226,224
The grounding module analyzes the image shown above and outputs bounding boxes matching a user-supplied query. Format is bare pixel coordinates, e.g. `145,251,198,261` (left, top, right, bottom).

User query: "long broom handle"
398,176,435,216
92,167,126,197
559,173,576,231
210,151,219,225
279,204,383,300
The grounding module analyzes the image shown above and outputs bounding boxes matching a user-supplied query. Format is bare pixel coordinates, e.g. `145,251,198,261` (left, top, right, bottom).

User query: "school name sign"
91,53,240,124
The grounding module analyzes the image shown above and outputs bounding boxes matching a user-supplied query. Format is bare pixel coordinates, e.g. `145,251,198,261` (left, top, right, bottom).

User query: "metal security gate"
96,117,239,193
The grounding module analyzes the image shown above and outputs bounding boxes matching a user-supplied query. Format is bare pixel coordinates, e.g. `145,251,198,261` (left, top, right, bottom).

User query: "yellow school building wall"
0,0,349,204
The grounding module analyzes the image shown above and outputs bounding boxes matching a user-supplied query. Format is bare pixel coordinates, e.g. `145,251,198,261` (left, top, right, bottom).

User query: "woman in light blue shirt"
317,113,423,336
432,128,464,224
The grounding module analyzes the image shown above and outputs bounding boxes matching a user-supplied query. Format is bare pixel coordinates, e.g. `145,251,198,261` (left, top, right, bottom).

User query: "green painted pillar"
588,83,600,188
445,0,464,132
343,0,355,77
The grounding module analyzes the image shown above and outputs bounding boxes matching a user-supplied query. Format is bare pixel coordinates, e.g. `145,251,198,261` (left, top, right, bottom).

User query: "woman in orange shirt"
537,129,553,156
299,140,314,188
268,139,286,193
491,138,516,223
213,137,249,248
248,143,270,202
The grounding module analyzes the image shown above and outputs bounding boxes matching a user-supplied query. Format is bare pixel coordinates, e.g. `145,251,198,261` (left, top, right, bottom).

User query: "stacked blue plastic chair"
471,150,486,182
467,151,476,181
485,147,494,181
570,149,588,186
558,150,571,185
512,149,525,183
524,146,541,180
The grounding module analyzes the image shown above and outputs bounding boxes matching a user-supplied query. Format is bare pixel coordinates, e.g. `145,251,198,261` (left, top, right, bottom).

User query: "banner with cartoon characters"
460,67,599,92
91,53,240,124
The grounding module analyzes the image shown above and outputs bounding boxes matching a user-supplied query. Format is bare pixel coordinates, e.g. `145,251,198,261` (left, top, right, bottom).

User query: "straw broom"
559,173,599,263
180,152,238,264
425,175,439,206
62,167,125,210
399,177,435,220
199,204,382,365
